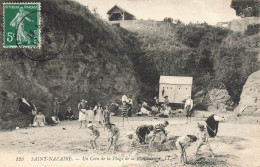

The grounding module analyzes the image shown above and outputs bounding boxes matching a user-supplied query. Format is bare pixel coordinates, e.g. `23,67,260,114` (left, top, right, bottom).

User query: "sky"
74,0,240,25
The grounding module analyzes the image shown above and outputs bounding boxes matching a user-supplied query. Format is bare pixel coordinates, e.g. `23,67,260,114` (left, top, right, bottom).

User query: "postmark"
16,10,67,62
3,3,67,62
3,2,41,48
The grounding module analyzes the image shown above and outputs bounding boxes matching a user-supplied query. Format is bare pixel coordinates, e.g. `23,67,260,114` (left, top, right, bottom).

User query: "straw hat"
87,124,93,128
126,132,133,136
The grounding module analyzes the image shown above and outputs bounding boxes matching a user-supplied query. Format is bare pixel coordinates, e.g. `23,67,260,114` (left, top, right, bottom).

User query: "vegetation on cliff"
231,0,260,17
0,0,259,129
0,0,141,127
128,21,259,107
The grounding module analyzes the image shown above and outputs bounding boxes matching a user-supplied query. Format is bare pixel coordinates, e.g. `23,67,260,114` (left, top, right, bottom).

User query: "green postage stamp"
3,3,41,48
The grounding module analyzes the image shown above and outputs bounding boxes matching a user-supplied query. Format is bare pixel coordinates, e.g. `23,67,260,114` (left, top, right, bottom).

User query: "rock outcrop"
234,70,260,116
203,89,234,112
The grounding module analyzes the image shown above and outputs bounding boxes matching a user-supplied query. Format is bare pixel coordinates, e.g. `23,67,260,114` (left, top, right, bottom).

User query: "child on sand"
93,102,103,126
119,101,129,126
175,135,197,165
103,105,110,124
106,123,120,153
87,124,100,150
150,121,169,144
136,125,154,144
127,132,141,157
195,124,214,157
87,106,94,124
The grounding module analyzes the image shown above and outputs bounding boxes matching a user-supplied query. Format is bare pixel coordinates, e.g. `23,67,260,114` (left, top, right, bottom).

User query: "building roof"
107,5,134,16
159,76,193,85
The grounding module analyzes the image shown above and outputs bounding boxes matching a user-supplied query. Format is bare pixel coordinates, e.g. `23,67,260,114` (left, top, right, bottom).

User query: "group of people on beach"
77,94,133,128
84,116,218,166
77,99,111,128
129,119,218,166
31,92,194,128
138,95,194,124
86,122,120,153
28,92,134,128
19,94,223,165
175,123,215,165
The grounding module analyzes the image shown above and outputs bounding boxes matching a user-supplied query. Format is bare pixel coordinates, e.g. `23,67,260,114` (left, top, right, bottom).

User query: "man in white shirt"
122,94,128,104
184,96,194,124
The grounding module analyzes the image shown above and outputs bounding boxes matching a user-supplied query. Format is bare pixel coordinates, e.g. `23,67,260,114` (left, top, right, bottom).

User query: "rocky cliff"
234,70,260,116
0,0,141,129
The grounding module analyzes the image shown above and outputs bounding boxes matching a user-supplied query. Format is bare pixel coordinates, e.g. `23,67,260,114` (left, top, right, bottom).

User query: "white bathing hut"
159,76,193,104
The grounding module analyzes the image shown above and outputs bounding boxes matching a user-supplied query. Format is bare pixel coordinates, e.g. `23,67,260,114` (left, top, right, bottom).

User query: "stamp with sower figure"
3,2,41,48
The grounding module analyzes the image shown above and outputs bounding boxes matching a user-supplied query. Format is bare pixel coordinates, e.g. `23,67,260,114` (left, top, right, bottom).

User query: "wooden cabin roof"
107,5,135,16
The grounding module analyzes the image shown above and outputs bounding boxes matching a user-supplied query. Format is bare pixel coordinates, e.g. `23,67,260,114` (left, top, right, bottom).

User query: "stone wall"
216,17,260,32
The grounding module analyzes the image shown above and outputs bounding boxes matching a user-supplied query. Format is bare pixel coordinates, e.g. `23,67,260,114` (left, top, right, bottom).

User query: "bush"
245,24,260,35
134,22,259,105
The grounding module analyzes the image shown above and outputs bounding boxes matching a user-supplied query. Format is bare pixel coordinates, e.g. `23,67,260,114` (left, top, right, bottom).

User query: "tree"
231,0,260,17
92,8,100,18
163,17,173,23
245,24,260,35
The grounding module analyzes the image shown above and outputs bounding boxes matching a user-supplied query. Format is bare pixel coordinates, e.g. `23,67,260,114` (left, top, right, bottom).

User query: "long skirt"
79,109,87,121
95,109,103,122
87,110,94,123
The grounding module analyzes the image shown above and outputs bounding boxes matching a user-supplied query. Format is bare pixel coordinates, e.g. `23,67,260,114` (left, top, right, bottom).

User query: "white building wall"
159,84,192,103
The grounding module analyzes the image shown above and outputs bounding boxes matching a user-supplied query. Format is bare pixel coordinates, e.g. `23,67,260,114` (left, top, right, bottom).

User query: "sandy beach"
1,113,260,167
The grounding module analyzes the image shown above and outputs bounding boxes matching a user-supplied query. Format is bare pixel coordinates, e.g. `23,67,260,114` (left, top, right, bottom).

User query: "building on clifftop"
107,5,136,21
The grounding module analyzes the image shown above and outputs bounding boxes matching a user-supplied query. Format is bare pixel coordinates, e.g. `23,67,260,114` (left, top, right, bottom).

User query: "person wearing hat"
87,124,100,150
127,132,134,138
153,96,159,107
151,97,160,116
65,107,75,120
150,121,169,145
135,125,154,144
52,97,61,117
184,96,194,124
164,95,169,104
195,123,214,157
162,95,169,111
175,135,197,165
106,122,120,153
